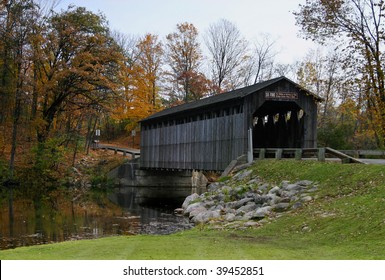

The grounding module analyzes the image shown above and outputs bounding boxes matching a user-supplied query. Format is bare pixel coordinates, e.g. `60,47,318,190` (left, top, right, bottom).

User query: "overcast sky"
55,0,317,65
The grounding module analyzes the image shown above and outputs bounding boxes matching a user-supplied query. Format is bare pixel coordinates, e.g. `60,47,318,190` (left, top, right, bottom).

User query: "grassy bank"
1,160,384,260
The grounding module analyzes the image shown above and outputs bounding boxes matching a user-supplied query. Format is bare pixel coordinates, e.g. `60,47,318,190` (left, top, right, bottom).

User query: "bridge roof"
141,76,321,123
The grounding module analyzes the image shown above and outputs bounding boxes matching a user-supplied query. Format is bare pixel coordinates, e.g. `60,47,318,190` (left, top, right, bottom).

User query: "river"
0,188,192,250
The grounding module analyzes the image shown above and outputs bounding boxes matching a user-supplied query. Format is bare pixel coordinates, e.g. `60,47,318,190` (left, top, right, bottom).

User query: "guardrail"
339,150,385,158
96,144,140,159
253,147,366,164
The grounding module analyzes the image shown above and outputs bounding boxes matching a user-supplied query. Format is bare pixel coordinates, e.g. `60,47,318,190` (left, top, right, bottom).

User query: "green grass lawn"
1,160,385,260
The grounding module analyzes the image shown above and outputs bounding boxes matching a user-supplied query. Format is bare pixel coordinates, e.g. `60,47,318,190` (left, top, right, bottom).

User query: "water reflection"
0,187,192,250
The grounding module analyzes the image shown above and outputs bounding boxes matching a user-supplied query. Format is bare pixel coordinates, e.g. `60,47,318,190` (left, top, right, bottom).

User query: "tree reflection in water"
0,187,192,250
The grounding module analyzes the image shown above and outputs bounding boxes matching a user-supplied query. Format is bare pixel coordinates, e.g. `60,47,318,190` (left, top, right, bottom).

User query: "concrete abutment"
108,162,207,205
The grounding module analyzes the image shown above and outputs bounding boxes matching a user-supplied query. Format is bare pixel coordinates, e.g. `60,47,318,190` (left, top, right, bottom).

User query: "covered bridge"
140,76,322,171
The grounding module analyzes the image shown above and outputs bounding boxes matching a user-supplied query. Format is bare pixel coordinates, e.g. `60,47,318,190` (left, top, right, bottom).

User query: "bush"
318,122,355,149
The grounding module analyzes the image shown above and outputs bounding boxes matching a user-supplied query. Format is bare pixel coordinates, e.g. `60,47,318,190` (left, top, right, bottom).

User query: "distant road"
360,159,385,165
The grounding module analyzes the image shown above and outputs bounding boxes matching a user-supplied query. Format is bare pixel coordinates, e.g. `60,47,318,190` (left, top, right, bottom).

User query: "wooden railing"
97,144,140,159
253,147,366,164
339,150,385,158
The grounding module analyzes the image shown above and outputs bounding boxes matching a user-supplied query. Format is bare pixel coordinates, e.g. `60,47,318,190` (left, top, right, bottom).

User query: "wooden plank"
326,147,366,164
295,149,302,160
275,149,283,159
340,150,385,157
251,147,366,164
259,148,266,159
318,147,326,162
186,121,191,169
213,117,219,170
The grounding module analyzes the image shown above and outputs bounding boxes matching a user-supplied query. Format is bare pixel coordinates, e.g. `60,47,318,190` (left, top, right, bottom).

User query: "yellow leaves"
30,117,48,133
110,82,159,124
338,98,357,118
110,33,164,130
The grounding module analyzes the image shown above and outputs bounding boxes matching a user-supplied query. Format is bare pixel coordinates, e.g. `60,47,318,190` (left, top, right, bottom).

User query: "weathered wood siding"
139,77,320,171
140,112,246,171
245,79,318,148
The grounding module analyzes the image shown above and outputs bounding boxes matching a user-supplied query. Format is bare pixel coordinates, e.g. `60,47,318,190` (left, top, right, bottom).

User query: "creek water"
0,188,192,250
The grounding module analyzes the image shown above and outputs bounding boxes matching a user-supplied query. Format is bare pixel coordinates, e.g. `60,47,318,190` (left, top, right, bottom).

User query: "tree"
110,32,140,132
296,48,355,148
179,70,213,101
111,33,164,132
204,19,248,92
0,0,40,179
296,49,342,124
294,0,385,147
33,6,122,143
137,34,163,108
165,22,206,102
238,34,277,86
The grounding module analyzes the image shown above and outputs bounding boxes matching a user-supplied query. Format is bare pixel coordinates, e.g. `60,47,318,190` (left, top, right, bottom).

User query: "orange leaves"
165,22,207,102
111,33,164,129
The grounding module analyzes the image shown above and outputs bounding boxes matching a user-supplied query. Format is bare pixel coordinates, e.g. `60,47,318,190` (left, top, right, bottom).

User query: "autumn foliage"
1,0,385,190
295,0,385,148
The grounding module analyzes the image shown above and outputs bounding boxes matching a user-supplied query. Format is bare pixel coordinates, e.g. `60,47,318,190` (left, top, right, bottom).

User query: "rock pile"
180,168,318,229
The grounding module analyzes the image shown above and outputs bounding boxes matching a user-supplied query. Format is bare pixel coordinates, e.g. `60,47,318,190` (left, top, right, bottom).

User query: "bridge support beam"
318,148,326,162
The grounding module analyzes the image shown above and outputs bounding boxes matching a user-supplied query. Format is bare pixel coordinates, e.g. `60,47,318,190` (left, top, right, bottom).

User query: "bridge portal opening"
252,101,304,148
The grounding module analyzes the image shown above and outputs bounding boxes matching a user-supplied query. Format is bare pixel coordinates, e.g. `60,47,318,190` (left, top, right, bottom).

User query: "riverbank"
0,148,191,249
1,160,385,259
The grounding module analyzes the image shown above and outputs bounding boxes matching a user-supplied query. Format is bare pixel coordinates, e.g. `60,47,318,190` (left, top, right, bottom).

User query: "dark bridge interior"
253,101,304,148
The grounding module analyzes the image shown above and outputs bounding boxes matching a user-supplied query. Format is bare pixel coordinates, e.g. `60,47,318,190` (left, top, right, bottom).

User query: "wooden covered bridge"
140,76,322,171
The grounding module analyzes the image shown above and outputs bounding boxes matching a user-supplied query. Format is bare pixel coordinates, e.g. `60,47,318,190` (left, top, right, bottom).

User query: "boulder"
224,213,236,222
204,200,215,209
297,180,313,186
241,211,255,220
269,186,281,195
274,202,290,212
207,182,222,192
232,169,253,181
236,202,258,214
192,210,221,224
307,186,318,192
264,193,280,205
292,202,303,209
280,190,298,199
257,183,269,193
251,206,272,219
209,204,224,212
185,202,205,215
247,178,260,185
283,183,302,192
212,193,226,202
182,193,199,210
245,191,257,198
180,166,318,229
244,221,259,227
233,197,254,209
189,206,207,219
301,196,313,203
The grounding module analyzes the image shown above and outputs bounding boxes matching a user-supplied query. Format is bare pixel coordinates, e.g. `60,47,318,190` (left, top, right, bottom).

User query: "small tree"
204,19,248,92
165,22,207,102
